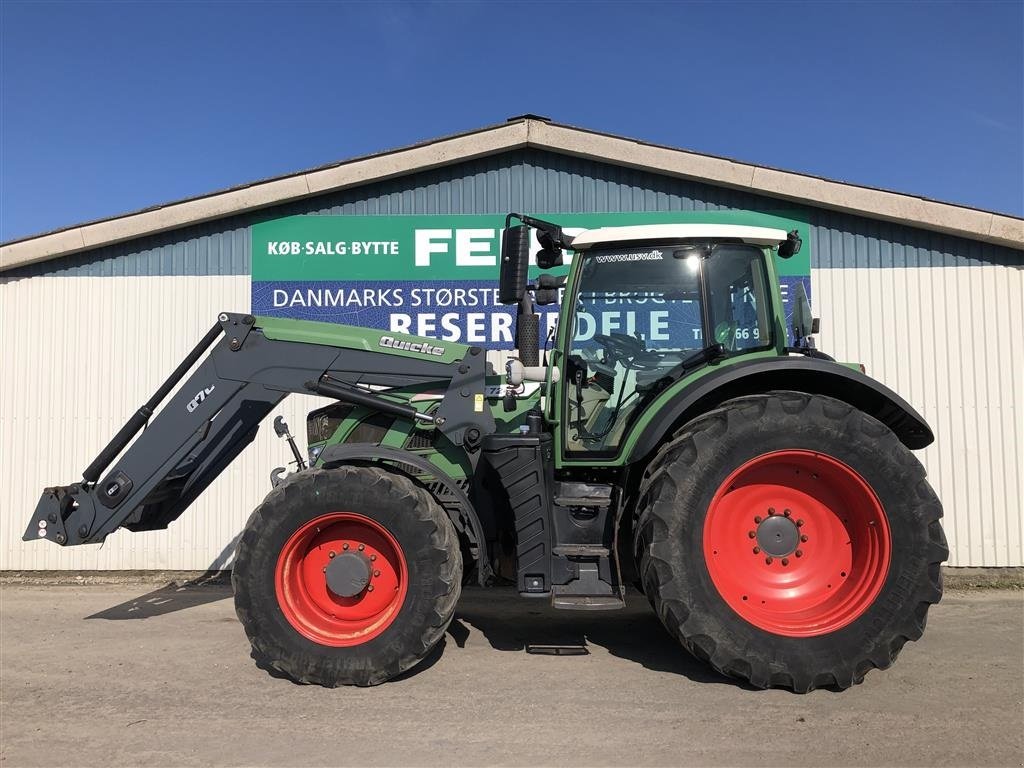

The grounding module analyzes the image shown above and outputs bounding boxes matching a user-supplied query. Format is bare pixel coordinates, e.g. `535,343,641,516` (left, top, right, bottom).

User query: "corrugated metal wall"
813,266,1022,566
2,148,1021,569
0,275,323,570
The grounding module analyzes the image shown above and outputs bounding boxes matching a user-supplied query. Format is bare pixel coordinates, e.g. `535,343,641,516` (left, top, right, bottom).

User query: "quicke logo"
378,336,446,357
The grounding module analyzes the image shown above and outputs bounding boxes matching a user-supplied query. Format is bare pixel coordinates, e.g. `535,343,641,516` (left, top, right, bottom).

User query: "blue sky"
1,0,1021,241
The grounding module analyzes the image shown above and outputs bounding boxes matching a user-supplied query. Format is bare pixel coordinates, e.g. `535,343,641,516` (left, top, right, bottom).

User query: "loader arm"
25,312,494,548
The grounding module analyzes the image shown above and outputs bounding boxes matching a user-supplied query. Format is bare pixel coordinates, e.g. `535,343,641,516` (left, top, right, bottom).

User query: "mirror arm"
507,212,575,250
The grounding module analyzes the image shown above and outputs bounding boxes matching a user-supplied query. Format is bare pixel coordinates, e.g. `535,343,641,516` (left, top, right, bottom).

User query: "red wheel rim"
275,512,408,647
703,450,891,637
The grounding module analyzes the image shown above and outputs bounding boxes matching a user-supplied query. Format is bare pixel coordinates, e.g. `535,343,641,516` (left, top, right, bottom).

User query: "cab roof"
570,223,790,250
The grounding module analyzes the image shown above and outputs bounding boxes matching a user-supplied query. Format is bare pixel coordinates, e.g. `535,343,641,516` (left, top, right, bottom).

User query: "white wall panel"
813,266,1023,566
2,266,1021,569
0,275,326,570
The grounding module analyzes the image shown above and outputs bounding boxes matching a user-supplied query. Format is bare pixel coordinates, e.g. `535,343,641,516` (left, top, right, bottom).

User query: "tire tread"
232,465,461,687
634,390,947,693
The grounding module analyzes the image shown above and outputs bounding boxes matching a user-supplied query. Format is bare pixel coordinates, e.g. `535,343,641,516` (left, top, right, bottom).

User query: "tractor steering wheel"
593,333,662,369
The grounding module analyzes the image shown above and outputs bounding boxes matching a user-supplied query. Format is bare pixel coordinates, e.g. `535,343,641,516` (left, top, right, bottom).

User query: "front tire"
232,465,461,686
634,391,947,692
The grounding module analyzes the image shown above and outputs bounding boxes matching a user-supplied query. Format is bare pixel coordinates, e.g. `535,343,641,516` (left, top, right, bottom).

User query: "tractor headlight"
308,444,324,465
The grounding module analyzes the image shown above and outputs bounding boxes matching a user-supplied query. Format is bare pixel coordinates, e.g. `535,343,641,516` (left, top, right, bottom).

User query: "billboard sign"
251,211,810,348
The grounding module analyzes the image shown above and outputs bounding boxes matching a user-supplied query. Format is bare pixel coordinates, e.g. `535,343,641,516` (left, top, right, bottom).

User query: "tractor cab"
499,216,802,459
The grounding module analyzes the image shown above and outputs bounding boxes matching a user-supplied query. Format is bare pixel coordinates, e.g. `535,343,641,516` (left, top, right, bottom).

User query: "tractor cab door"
559,242,774,460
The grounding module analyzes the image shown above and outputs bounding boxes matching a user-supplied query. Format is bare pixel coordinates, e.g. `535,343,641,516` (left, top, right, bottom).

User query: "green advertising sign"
253,211,809,280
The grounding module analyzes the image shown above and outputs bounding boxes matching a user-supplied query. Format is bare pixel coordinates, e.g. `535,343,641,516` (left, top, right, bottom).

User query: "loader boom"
25,312,494,548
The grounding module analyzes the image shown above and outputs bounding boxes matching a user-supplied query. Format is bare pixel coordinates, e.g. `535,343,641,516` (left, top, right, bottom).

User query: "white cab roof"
570,223,789,250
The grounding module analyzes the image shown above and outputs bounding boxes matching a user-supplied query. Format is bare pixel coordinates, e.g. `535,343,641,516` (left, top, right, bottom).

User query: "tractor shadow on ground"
449,586,759,689
84,570,233,620
85,538,238,621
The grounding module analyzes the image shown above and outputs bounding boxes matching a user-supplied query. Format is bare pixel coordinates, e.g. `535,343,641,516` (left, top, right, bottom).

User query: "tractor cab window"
565,242,772,455
704,244,772,352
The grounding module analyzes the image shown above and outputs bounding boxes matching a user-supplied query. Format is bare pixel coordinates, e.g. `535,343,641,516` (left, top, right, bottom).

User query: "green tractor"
26,214,946,692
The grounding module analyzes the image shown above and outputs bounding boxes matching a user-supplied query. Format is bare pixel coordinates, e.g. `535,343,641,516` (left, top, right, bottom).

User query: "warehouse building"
2,116,1021,571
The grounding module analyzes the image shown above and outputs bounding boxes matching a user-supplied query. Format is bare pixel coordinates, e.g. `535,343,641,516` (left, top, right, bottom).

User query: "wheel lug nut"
342,542,349,550
754,516,762,524
783,509,791,517
753,546,760,554
768,508,776,516
322,566,327,573
373,570,380,577
748,530,756,539
358,544,365,551
370,554,377,562
781,558,789,566
367,585,374,592
765,556,773,565
795,549,803,557
328,551,336,558
801,534,808,542
796,519,804,527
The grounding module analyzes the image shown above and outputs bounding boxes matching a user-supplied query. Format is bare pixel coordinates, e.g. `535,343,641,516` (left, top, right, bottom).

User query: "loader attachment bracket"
25,487,77,545
220,312,256,351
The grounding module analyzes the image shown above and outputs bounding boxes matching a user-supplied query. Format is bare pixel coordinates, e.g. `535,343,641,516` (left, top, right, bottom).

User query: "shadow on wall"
85,534,239,621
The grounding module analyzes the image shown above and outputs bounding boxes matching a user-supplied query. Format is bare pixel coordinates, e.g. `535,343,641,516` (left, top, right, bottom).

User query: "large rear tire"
232,465,461,686
634,391,947,692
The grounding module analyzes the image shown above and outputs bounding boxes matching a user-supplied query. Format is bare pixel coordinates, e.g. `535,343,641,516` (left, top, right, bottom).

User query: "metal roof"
2,116,1021,272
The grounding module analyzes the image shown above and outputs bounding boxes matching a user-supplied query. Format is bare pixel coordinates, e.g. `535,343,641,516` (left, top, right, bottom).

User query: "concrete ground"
1,584,1021,768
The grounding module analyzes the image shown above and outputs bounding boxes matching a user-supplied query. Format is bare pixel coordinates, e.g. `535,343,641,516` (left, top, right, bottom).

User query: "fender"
625,356,934,463
318,443,492,585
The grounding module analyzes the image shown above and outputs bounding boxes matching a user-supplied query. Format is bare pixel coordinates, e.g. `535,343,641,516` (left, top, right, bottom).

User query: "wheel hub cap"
325,552,372,597
274,512,408,647
703,450,891,637
756,515,799,557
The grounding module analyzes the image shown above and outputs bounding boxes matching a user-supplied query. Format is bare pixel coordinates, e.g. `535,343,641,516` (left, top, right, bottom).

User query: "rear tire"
232,465,461,686
634,391,947,692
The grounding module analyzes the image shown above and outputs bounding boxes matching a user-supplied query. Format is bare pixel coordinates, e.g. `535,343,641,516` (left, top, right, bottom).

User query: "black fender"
318,443,491,585
626,356,934,463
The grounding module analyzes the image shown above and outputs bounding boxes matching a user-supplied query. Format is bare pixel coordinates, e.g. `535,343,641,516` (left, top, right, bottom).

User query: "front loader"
26,214,947,691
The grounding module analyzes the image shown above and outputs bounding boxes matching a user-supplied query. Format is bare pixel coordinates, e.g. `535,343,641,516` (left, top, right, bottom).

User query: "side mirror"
273,416,289,438
791,282,818,341
499,224,531,305
778,229,802,259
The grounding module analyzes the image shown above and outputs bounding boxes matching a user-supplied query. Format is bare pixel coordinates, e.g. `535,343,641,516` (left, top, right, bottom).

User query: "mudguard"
626,356,934,463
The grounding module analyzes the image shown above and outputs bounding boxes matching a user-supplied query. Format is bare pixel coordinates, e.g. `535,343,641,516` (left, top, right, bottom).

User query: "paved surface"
1,584,1021,767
